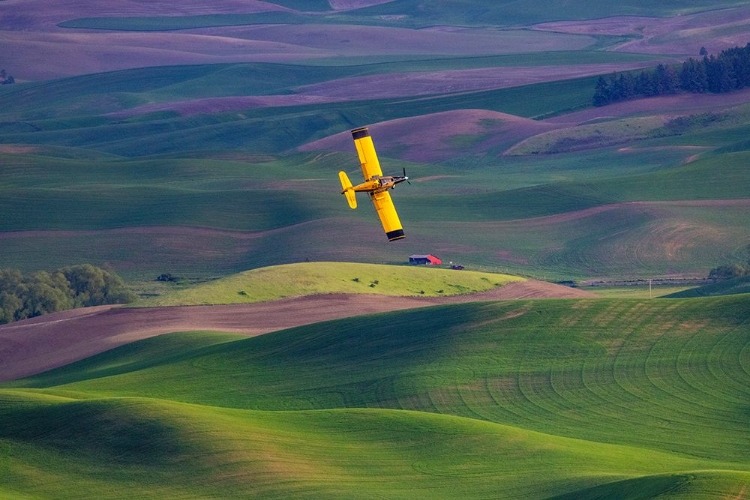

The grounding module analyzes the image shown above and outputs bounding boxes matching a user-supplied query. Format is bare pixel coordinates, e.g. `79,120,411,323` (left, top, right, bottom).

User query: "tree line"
593,43,750,106
707,244,750,280
0,264,135,324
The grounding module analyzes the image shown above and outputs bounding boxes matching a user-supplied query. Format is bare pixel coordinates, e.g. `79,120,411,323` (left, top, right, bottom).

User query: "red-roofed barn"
409,254,442,265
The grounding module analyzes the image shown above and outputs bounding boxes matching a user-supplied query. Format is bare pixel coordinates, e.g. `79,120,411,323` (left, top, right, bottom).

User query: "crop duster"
339,127,409,241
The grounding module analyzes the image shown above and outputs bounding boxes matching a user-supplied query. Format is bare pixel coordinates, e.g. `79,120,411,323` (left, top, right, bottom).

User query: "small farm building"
409,254,442,265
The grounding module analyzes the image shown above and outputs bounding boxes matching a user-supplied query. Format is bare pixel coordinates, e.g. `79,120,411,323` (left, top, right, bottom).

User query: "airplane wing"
370,190,405,241
351,127,383,180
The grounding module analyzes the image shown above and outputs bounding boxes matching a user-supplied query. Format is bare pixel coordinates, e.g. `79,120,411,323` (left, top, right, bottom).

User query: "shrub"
0,265,134,324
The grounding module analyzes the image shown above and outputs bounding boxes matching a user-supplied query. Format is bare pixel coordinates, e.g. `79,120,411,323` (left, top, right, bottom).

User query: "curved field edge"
138,261,525,306
0,281,591,384
9,295,750,465
548,471,750,500
667,276,750,298
0,394,746,500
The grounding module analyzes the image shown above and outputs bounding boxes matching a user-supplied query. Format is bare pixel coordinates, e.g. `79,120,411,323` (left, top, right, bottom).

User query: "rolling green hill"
346,0,748,26
2,142,747,281
138,262,523,306
667,275,750,297
1,10,749,282
2,295,749,498
0,65,601,154
3,2,750,498
57,1,750,30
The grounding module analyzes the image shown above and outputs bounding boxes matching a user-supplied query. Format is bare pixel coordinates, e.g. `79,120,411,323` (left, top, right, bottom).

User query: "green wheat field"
2,0,750,497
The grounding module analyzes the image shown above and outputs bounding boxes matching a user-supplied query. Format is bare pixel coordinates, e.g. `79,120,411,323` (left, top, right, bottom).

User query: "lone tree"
0,69,14,84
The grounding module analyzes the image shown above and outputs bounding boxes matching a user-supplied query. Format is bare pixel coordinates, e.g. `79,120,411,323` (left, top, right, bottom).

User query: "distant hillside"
55,1,750,30
1,4,749,283
339,0,750,26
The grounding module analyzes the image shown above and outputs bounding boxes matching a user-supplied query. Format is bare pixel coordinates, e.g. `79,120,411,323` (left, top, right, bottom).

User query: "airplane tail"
338,171,357,209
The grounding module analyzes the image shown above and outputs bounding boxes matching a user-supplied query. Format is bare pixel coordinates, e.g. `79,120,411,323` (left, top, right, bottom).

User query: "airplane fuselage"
350,175,408,194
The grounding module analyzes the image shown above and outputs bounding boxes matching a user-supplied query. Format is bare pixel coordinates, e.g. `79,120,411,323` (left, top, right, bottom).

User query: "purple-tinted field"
5,1,750,82
2,4,749,279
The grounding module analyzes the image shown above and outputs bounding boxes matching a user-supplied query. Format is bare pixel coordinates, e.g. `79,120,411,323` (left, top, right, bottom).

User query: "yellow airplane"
339,127,409,241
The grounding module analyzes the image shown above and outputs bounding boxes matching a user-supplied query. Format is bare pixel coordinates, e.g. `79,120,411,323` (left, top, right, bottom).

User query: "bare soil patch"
292,62,654,101
1,7,595,81
0,31,326,80
112,95,350,118
238,24,593,56
0,0,285,31
0,145,37,154
301,75,750,161
3,2,748,84
0,280,592,382
328,0,394,11
545,87,750,126
533,6,750,56
301,109,559,162
118,61,654,120
499,200,750,228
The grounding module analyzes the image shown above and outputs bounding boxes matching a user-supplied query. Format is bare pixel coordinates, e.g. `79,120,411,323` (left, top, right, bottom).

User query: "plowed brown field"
0,280,593,382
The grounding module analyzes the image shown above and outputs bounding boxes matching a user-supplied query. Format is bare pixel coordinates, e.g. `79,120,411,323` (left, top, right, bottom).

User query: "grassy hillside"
349,0,750,26
2,295,749,497
139,262,523,306
0,65,601,154
0,19,748,282
1,147,747,282
666,275,750,297
3,3,749,498
1,147,747,280
57,1,750,29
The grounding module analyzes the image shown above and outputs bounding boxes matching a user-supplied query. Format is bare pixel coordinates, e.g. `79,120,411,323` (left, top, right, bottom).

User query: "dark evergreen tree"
654,64,679,94
705,55,734,93
594,44,750,105
593,75,612,106
723,44,750,89
635,70,655,96
680,58,708,93
616,73,636,100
